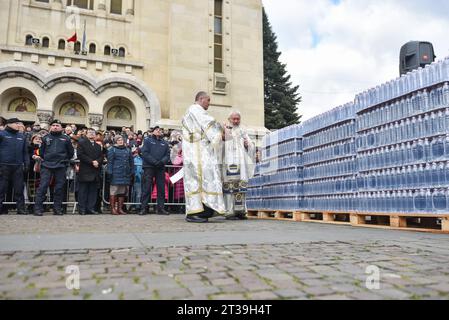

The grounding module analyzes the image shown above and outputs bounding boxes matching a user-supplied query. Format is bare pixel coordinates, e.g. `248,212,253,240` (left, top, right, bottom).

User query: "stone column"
36,110,54,130
88,113,104,131
126,0,135,15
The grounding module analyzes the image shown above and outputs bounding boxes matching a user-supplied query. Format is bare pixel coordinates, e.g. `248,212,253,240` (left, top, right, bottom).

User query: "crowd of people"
0,116,185,217
1,93,258,224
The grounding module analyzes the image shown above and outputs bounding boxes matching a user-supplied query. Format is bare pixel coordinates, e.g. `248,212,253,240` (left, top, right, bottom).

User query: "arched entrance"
0,62,162,129
0,87,38,125
104,97,136,131
53,92,88,127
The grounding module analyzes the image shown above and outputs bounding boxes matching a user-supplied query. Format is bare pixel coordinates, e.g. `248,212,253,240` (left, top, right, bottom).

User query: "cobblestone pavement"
0,215,449,300
0,214,274,234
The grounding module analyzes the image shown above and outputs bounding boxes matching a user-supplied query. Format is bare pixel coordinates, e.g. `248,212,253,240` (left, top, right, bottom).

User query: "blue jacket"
133,155,143,184
40,132,74,169
107,146,134,186
141,136,170,168
0,128,29,167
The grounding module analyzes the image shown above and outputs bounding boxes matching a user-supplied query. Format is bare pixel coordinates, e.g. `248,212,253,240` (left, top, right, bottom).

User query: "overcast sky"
262,0,449,121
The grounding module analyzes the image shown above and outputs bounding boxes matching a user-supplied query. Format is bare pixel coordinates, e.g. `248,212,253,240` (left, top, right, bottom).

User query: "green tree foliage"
263,8,302,130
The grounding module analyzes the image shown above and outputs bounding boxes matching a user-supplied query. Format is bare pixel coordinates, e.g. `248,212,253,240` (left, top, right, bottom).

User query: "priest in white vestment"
182,92,226,223
222,111,256,220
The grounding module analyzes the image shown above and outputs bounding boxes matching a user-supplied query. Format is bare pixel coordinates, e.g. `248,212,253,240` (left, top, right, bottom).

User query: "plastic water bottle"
437,110,444,134
443,82,449,105
444,108,449,132
432,137,445,160
398,167,405,188
408,190,415,213
445,162,449,185
446,189,449,211
414,189,427,212
413,140,424,162
431,163,439,187
412,165,419,188
417,164,425,187
424,164,432,186
438,163,446,187
423,114,431,136
416,115,423,137
402,191,409,213
426,189,433,212
399,143,406,165
424,138,431,162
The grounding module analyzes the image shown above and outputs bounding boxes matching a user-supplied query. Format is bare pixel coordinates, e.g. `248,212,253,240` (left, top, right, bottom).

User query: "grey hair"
228,110,242,119
195,91,209,102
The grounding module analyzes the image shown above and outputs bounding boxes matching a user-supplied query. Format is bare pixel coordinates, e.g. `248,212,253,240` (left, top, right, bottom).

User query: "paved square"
0,215,448,300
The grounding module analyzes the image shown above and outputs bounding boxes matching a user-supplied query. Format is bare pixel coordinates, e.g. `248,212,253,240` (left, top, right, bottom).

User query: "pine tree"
263,8,302,130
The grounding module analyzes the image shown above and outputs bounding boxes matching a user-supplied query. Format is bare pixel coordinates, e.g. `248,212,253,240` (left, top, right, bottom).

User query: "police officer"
0,118,29,215
34,119,74,216
140,126,170,216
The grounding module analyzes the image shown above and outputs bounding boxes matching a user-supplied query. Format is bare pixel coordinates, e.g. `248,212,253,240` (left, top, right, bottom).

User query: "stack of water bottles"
301,103,358,212
247,56,449,215
246,125,303,211
356,59,449,214
247,164,263,210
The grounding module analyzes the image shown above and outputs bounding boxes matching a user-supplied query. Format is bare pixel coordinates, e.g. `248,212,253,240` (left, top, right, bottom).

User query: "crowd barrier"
1,164,185,214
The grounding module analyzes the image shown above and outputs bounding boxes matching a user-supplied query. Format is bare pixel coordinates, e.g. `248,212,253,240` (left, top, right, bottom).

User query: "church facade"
0,0,266,138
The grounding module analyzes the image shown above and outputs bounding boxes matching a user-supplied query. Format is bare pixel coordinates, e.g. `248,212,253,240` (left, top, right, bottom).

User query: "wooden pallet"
247,210,449,234
248,210,302,221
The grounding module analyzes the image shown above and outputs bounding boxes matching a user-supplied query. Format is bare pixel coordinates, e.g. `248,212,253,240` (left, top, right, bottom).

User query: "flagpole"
82,20,87,53
73,17,77,53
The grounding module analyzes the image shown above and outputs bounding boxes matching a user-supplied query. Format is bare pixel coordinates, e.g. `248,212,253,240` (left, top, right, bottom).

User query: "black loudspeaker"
400,41,436,76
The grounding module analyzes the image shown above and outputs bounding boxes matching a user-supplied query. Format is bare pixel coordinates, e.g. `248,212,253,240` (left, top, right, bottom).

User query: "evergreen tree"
263,8,302,130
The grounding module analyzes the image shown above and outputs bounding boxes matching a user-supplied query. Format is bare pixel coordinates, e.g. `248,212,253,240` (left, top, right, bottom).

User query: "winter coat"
141,136,170,168
107,145,134,186
40,132,74,169
77,138,103,183
0,127,29,167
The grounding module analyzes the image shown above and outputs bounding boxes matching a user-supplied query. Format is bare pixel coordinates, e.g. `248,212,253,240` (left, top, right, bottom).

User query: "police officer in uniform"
0,118,29,215
34,120,74,216
140,126,171,216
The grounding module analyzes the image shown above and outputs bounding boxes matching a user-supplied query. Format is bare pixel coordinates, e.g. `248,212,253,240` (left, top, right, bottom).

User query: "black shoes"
226,213,248,221
139,208,148,216
79,210,99,215
139,207,158,215
186,215,208,223
225,215,241,221
33,211,43,217
157,209,170,216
